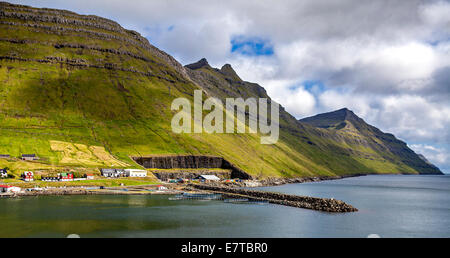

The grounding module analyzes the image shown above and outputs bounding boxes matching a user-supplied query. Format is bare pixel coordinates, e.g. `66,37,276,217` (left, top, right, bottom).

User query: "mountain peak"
299,108,362,129
334,108,358,120
185,58,210,70
220,63,241,81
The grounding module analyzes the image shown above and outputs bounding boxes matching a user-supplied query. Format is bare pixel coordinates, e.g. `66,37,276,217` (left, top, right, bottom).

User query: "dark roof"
101,168,116,173
22,154,36,157
0,154,10,157
0,168,7,173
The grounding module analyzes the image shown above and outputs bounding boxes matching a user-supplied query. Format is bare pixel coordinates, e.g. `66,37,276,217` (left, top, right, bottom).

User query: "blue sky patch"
288,80,326,95
231,36,274,56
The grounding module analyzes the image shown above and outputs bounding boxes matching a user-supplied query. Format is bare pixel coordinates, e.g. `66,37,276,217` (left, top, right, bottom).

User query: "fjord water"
0,175,449,238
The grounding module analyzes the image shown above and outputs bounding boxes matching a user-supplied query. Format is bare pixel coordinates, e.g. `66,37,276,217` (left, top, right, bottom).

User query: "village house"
59,173,74,182
101,168,125,177
22,171,34,182
41,176,59,182
157,185,168,191
0,154,10,159
0,168,8,178
124,169,147,177
21,154,39,161
0,185,22,193
85,174,95,180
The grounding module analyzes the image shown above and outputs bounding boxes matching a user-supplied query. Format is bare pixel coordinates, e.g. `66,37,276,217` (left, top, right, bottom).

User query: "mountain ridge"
0,2,442,177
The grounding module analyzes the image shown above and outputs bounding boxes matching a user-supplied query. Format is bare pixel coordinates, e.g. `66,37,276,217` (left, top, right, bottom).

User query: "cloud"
410,144,450,171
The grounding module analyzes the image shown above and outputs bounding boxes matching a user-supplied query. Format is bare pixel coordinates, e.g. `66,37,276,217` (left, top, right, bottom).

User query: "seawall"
189,184,358,213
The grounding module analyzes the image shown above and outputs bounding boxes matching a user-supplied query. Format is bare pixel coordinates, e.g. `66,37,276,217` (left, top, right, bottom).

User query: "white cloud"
410,144,449,168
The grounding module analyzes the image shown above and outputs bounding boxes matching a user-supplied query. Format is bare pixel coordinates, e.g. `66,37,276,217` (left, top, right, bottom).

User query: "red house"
22,171,34,182
59,173,74,181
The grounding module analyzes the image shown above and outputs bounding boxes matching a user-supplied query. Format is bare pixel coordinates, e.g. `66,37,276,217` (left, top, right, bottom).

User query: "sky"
9,0,450,173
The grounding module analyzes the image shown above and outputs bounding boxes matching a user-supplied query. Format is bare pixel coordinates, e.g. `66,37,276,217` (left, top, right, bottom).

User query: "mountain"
299,108,442,174
0,2,442,177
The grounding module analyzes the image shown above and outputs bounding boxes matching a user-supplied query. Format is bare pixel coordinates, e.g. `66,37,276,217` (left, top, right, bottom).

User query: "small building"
41,176,59,182
101,168,125,178
22,171,34,182
0,185,21,193
0,154,10,159
115,169,125,177
59,173,74,182
21,154,39,161
157,185,168,191
0,168,8,178
196,175,221,182
101,168,118,177
85,174,95,180
124,169,147,177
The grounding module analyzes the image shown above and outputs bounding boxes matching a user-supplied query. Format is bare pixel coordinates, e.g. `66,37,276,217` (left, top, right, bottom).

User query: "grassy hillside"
0,2,442,178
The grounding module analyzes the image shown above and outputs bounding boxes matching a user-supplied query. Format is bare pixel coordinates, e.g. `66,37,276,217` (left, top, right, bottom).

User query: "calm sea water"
0,175,449,238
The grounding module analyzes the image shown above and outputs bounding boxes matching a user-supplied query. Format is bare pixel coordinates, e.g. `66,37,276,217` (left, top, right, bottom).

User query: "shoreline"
1,173,443,199
251,172,445,187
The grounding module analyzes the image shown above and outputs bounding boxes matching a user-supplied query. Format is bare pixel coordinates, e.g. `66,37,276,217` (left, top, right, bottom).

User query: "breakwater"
189,184,358,213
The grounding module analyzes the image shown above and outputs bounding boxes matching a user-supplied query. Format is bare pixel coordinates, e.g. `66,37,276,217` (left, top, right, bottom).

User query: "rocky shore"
257,173,369,187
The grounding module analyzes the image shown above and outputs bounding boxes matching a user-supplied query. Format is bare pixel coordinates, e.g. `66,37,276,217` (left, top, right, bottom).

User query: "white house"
0,168,7,178
124,169,147,177
197,175,221,181
101,168,121,177
0,185,22,193
157,185,168,190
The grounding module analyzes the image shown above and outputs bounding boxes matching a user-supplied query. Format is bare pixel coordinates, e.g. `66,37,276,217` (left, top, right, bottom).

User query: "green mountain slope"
299,108,442,174
0,2,442,177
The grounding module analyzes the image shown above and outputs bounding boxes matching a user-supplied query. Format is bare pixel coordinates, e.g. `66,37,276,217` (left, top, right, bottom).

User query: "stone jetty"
189,184,358,213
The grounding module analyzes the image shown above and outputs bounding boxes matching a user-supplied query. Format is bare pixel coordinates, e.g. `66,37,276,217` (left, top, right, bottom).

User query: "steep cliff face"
0,2,442,177
133,155,252,179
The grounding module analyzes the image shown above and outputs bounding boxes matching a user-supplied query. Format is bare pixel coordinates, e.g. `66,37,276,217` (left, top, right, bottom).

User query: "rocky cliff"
133,155,252,179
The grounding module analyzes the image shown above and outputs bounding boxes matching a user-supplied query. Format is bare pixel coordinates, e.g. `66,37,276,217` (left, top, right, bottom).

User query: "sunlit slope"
185,59,442,175
0,2,442,177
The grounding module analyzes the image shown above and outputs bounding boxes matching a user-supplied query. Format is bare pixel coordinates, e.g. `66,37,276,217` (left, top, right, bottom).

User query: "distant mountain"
0,2,442,177
300,108,442,174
